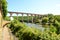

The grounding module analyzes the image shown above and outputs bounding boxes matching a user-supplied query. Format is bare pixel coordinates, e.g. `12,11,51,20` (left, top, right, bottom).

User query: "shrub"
8,20,60,40
42,17,48,24
2,0,7,19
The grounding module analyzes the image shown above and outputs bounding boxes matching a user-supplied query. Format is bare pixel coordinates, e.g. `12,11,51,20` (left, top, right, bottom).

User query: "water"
25,23,45,31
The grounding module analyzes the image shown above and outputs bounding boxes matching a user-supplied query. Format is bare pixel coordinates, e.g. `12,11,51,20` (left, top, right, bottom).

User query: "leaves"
7,20,60,40
1,0,7,19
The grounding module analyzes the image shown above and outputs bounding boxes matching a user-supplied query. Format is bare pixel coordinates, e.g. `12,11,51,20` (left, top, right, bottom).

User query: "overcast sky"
7,0,60,15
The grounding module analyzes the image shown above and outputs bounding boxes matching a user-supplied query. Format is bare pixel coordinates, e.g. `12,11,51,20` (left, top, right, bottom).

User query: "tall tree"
2,0,7,19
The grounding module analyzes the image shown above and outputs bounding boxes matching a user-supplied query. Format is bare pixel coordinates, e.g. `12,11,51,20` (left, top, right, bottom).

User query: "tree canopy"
1,0,7,19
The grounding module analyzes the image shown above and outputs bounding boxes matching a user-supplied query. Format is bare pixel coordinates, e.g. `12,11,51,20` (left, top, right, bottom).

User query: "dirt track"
3,26,10,40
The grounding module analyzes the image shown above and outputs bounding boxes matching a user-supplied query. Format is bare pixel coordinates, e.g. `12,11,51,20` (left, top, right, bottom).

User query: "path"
0,19,10,40
3,26,18,40
3,26,10,40
2,20,11,40
2,20,18,40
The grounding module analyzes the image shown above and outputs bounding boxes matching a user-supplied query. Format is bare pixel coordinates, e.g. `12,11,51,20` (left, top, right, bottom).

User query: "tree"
47,14,53,17
2,0,7,19
42,17,48,24
53,20,60,34
49,16,54,23
0,0,7,40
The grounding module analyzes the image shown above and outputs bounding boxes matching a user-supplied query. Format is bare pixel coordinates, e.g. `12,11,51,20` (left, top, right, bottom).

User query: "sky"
7,0,60,15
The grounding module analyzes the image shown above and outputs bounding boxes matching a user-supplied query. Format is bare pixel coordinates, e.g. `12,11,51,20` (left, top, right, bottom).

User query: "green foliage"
54,15,60,22
53,20,60,34
9,14,60,35
47,14,53,18
8,20,41,40
42,17,48,24
13,16,33,22
49,16,54,23
49,24,57,33
4,16,10,21
7,20,60,40
2,0,7,19
34,19,40,23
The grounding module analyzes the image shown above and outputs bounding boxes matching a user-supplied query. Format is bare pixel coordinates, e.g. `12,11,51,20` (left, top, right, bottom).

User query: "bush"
53,20,60,34
42,17,48,24
2,0,7,19
54,15,60,22
8,20,60,40
49,24,57,33
4,16,10,21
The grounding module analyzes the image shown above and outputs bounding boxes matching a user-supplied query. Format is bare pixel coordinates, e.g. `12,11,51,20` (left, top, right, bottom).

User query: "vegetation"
13,16,32,22
54,15,60,22
12,16,41,24
4,16,10,21
2,0,7,19
7,19,60,40
42,17,48,24
1,0,60,40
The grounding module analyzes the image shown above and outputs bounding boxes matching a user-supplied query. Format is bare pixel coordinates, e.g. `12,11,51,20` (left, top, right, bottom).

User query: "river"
25,23,47,31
